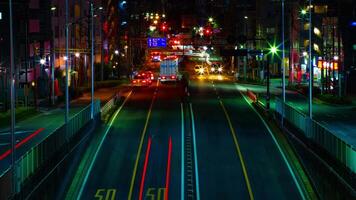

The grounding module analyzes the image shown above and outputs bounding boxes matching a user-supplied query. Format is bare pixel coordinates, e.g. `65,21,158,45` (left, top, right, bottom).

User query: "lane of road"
79,86,157,199
78,82,185,200
189,80,251,199
212,79,303,199
74,76,307,200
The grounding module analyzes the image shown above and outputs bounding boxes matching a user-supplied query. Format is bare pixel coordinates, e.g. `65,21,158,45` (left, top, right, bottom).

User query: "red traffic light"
204,28,212,36
161,25,167,31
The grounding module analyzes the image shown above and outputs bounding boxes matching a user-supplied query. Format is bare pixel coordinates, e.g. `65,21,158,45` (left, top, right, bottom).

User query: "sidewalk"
0,84,128,174
236,81,356,148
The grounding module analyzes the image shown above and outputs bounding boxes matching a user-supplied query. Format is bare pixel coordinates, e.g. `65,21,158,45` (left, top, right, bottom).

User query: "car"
131,73,152,87
194,65,205,75
143,71,155,80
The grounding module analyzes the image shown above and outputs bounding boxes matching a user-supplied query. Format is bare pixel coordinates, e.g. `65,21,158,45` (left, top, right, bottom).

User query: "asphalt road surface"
74,78,304,200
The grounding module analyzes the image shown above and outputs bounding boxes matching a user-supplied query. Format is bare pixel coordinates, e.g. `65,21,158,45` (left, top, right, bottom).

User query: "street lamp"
266,44,280,110
51,6,56,106
208,17,213,22
40,58,46,65
115,50,119,55
75,52,80,58
301,9,307,15
308,0,313,119
65,0,69,124
281,0,286,126
8,0,17,195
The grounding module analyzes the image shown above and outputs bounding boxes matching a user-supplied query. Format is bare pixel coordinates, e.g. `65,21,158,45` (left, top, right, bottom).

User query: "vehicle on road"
159,56,180,82
131,73,152,87
194,65,206,75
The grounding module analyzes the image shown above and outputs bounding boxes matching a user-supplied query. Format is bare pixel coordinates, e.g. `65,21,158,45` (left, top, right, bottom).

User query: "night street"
64,77,305,200
1,0,355,199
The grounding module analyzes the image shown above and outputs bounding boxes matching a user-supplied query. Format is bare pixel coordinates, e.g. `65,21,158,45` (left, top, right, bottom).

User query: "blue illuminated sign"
351,21,356,27
147,37,167,48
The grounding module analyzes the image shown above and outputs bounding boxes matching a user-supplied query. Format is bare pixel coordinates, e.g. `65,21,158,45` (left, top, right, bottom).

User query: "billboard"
147,37,167,48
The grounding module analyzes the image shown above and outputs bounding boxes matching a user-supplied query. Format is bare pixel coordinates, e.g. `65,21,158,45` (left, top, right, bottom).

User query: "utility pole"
281,0,286,126
266,54,270,111
65,0,69,123
100,12,104,81
9,0,17,195
90,2,95,119
51,6,56,105
308,0,313,119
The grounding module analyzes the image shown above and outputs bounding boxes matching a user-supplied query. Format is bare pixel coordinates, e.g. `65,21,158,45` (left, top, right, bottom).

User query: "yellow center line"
128,81,158,200
219,100,255,200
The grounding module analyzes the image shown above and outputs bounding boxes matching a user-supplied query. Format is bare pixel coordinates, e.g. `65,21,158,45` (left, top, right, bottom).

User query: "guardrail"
275,98,356,174
0,100,101,199
101,94,118,118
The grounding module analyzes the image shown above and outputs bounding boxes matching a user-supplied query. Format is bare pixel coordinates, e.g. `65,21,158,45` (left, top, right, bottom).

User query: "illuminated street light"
162,14,166,18
153,20,158,25
269,45,278,55
40,59,46,65
124,45,128,49
334,56,339,61
51,6,56,11
98,6,103,10
75,52,80,58
114,50,119,55
208,17,213,22
63,56,68,61
301,9,307,15
244,16,248,19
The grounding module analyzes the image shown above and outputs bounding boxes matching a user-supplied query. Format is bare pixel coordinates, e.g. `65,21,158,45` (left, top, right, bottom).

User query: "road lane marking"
236,84,306,200
94,189,117,200
128,86,157,200
0,128,45,161
165,136,173,200
180,103,185,200
139,137,152,200
189,103,201,200
77,90,133,199
219,100,255,200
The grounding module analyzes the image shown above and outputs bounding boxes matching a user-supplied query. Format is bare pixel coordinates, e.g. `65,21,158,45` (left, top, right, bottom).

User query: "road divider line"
0,128,45,161
139,137,152,200
165,136,173,200
189,103,201,200
219,100,255,200
180,103,185,200
77,90,133,199
128,87,157,200
236,85,306,200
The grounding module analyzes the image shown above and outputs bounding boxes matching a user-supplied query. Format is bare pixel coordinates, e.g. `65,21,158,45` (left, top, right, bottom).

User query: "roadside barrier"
0,100,101,199
275,98,356,174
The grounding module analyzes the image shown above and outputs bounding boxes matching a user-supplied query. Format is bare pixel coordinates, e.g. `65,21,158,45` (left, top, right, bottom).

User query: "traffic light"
204,27,212,36
161,23,167,32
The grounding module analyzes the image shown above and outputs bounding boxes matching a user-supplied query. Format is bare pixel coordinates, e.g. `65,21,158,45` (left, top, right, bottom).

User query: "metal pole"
9,0,17,195
100,13,104,81
281,0,286,125
266,55,270,111
90,2,95,119
308,0,313,119
65,0,69,123
52,10,56,105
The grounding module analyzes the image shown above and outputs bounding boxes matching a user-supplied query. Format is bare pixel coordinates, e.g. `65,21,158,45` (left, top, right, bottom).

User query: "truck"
158,56,180,82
